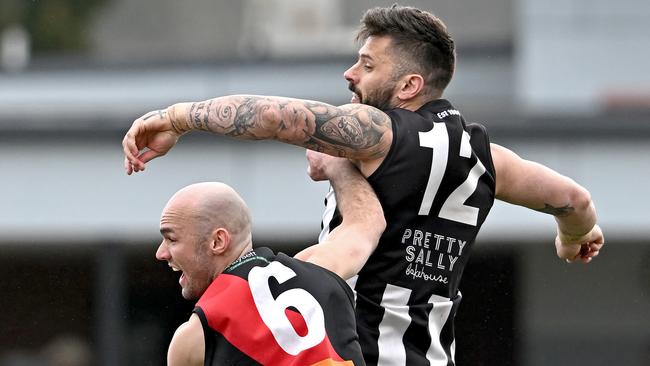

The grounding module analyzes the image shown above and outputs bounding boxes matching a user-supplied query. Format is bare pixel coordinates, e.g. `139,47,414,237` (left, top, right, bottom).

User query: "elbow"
347,214,385,274
568,183,593,213
350,201,385,243
344,235,380,278
366,205,386,243
376,213,387,240
366,213,386,255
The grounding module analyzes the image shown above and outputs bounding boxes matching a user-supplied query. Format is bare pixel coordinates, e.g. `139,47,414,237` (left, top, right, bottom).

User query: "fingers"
138,150,161,165
583,242,601,261
565,242,601,264
124,156,133,175
558,224,605,264
124,156,145,175
122,120,147,174
305,149,328,181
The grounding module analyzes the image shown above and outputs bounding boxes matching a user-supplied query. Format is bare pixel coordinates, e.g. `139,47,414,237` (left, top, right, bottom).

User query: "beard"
181,270,212,300
181,249,214,300
349,80,398,111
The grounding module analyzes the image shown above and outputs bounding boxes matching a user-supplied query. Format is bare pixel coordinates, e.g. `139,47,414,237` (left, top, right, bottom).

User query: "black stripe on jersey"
353,281,386,366
439,293,463,366
404,301,434,366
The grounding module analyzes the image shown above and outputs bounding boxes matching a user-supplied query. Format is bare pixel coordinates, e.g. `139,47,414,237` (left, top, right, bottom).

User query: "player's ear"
396,74,424,101
210,228,230,255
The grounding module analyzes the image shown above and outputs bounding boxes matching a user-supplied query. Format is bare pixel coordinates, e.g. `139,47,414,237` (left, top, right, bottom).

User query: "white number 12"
418,123,487,226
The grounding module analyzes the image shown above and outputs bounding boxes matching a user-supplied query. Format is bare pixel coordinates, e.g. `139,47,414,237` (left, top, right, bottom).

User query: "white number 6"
248,261,326,355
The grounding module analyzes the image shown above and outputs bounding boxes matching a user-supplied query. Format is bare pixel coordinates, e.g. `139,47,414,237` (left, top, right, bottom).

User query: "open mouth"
169,264,185,284
351,93,360,103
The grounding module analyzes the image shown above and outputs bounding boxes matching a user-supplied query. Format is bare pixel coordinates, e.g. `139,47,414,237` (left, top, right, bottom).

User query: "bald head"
163,182,253,252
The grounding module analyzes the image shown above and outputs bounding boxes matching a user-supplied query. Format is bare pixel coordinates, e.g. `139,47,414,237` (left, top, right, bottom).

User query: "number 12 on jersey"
418,123,487,226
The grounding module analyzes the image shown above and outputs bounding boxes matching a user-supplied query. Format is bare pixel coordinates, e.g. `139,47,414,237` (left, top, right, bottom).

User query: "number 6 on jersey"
248,261,327,355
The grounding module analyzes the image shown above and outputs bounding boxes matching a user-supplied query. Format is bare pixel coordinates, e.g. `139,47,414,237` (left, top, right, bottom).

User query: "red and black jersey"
320,99,496,366
194,246,365,366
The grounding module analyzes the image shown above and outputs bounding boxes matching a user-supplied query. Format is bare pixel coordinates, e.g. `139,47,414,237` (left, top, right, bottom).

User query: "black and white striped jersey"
320,99,496,366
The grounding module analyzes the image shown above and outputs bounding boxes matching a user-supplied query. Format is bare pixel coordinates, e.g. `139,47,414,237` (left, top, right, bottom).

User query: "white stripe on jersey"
318,187,337,243
346,275,358,304
425,293,454,365
320,188,359,304
377,284,412,366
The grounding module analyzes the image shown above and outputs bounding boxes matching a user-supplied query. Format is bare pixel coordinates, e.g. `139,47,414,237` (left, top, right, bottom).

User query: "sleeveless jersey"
194,246,365,366
320,99,496,366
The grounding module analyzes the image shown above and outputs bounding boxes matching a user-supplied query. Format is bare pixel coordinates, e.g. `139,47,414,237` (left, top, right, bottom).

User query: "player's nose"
156,241,170,261
343,64,357,83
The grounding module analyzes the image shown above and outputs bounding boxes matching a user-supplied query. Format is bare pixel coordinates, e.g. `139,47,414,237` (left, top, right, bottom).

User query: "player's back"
194,246,365,366
322,99,496,366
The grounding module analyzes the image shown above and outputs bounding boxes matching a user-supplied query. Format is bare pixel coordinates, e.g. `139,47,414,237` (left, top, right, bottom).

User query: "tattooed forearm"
182,95,391,157
231,98,271,137
535,203,574,217
188,101,213,130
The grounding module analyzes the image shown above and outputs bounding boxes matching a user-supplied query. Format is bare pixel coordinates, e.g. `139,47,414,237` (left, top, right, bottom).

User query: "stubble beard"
181,246,214,300
349,80,398,111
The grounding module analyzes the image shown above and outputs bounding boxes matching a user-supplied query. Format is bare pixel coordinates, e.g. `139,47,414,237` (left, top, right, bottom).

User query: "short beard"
362,82,397,110
181,239,214,300
349,77,399,111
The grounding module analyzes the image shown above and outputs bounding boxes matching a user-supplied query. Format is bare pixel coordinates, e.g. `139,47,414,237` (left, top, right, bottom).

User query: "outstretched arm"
491,143,604,263
295,151,385,279
122,95,392,175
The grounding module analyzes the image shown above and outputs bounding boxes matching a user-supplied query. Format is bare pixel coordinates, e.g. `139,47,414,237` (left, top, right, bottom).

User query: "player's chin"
181,287,200,301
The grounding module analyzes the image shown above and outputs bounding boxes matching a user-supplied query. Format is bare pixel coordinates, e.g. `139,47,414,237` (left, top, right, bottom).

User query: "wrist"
557,224,594,244
167,103,191,134
326,161,357,182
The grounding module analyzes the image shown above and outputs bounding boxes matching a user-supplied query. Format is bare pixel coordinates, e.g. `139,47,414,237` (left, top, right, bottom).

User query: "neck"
234,240,254,260
394,89,442,111
213,240,254,280
395,96,438,111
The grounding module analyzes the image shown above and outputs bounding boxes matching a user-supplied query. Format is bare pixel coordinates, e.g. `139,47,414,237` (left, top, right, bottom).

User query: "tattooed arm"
490,143,604,263
122,95,392,174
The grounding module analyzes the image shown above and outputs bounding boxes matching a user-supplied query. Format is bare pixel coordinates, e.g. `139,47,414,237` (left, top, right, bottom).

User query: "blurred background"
1,0,648,365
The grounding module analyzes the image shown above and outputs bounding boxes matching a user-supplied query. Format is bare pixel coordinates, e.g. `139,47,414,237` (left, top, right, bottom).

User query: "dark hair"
357,4,456,95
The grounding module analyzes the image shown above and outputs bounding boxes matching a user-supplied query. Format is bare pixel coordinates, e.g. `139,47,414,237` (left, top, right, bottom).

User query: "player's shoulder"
277,252,349,287
275,251,324,277
384,99,462,128
168,314,204,366
466,120,488,132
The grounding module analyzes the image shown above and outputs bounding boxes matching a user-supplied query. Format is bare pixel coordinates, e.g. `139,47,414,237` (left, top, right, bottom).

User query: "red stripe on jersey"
197,273,351,366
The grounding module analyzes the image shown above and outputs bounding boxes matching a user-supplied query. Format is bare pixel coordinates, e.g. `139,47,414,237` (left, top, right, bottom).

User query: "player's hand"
555,224,604,263
306,150,352,181
122,108,182,175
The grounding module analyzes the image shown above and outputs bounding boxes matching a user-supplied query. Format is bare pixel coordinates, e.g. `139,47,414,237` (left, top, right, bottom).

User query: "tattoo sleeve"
182,95,391,159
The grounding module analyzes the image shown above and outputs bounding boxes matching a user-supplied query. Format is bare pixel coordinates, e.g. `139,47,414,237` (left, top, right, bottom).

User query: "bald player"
157,155,384,366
